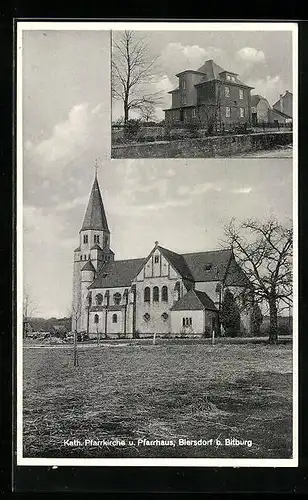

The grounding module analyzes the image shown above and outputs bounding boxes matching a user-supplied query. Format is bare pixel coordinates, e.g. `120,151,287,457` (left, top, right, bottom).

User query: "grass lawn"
23,343,293,459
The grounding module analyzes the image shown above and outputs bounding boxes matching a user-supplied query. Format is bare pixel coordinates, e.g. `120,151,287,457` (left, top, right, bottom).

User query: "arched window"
143,313,150,322
144,287,150,303
95,293,103,305
153,286,159,302
112,313,117,324
94,314,99,324
162,286,168,302
113,292,121,305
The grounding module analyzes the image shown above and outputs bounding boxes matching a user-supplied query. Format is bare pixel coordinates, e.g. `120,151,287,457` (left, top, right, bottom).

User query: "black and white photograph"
17,22,297,467
111,29,294,159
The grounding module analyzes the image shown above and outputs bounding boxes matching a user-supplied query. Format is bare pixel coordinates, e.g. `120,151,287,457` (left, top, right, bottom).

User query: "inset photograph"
111,29,294,159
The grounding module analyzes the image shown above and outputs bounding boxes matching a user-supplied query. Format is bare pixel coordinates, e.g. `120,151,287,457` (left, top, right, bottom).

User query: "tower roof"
80,176,110,233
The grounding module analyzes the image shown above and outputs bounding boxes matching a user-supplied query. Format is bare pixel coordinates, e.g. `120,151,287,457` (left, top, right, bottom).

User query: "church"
72,175,253,338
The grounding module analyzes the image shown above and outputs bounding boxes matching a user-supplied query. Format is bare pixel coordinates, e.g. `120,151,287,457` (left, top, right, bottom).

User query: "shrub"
221,289,241,337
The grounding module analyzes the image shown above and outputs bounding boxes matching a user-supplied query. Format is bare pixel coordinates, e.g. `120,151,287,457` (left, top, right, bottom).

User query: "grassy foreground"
23,343,293,459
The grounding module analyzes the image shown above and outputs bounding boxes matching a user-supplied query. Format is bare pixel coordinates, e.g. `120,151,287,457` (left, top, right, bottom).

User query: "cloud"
25,102,108,175
247,75,288,105
236,47,265,64
177,182,221,197
230,187,252,194
160,42,223,81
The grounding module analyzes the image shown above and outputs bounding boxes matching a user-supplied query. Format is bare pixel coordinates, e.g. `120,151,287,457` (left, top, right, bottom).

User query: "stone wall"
111,131,293,159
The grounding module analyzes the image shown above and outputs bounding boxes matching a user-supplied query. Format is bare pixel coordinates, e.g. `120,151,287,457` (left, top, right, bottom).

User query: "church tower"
72,172,114,333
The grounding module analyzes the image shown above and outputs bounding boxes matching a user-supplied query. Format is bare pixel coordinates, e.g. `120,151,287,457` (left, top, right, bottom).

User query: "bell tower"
72,163,114,332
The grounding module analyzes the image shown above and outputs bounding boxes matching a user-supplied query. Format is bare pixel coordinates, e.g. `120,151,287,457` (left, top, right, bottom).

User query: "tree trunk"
268,298,278,344
124,96,129,124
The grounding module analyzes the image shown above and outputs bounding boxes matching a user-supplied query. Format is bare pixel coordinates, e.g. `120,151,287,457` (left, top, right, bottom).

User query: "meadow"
23,342,293,459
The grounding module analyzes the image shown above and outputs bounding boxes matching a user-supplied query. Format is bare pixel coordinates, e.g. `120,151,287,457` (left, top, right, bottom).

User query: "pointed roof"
81,260,95,272
171,289,217,312
80,176,110,233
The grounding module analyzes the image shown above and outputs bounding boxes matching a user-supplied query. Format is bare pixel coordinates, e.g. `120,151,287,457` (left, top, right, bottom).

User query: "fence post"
153,332,157,345
211,329,215,346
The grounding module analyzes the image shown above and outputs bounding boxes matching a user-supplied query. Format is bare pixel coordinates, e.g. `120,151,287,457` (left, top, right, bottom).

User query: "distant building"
273,90,293,119
251,91,293,126
251,95,271,125
72,175,254,338
164,59,253,132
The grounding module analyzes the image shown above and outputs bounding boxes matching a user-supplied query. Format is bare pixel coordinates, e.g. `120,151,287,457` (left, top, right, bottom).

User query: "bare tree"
138,102,157,122
224,218,293,344
112,30,163,123
71,303,82,367
23,288,37,337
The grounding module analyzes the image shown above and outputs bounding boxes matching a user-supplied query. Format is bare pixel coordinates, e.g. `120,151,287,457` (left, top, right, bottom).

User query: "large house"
164,59,253,132
72,175,253,338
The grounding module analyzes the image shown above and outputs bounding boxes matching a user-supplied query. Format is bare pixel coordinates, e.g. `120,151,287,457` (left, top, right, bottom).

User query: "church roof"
158,246,194,281
171,289,217,312
80,176,110,233
89,258,145,289
181,249,232,282
88,246,248,290
81,260,95,272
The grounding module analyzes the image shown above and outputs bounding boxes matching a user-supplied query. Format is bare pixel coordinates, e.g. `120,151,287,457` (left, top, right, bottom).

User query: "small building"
170,289,218,336
164,59,253,132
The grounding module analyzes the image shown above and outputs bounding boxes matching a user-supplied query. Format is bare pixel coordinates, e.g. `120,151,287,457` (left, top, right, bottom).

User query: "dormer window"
204,263,212,271
83,235,88,244
231,76,236,82
154,255,159,264
227,74,231,81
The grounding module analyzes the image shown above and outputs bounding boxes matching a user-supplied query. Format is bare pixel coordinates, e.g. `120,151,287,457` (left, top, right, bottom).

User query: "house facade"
273,90,293,119
164,59,253,132
250,91,293,126
72,176,253,338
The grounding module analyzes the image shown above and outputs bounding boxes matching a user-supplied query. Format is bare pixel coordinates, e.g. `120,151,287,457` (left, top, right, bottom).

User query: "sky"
21,28,293,318
111,29,293,121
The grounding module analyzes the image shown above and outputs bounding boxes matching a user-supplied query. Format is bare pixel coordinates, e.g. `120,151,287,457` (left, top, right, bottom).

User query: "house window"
239,89,244,100
94,235,100,244
225,86,230,97
182,94,187,105
161,312,169,321
154,255,159,264
226,107,231,118
162,286,168,302
181,79,186,89
231,76,236,82
112,314,117,324
240,107,245,118
182,317,192,327
144,287,150,303
83,235,88,244
113,292,121,305
153,286,159,302
204,263,212,271
94,314,99,324
227,74,231,81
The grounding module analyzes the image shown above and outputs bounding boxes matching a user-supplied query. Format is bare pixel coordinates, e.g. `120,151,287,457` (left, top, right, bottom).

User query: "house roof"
251,94,270,108
81,260,96,272
171,289,217,312
80,176,110,233
89,258,145,289
224,258,250,287
269,108,292,119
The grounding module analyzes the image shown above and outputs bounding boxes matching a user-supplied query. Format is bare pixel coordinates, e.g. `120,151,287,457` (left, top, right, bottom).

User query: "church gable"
135,245,181,282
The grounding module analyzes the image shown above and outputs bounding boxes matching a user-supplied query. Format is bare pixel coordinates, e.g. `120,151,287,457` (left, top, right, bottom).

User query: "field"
23,342,293,459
